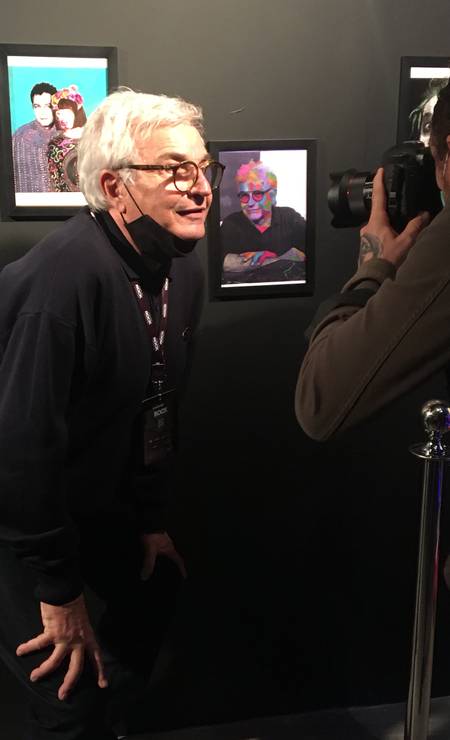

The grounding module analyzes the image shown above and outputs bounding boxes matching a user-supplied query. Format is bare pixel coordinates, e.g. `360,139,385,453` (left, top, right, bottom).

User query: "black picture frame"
207,139,316,300
0,43,118,221
397,56,449,146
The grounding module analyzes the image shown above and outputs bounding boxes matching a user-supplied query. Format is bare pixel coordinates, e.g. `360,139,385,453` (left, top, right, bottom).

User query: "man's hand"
223,251,278,271
140,531,187,581
223,253,256,271
16,594,107,701
243,250,277,266
359,168,429,268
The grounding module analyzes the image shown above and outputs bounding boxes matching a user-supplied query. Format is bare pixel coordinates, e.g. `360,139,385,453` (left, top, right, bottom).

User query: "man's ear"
100,170,125,211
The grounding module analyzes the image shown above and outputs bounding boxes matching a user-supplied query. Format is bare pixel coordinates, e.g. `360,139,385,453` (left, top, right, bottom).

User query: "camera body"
328,141,443,232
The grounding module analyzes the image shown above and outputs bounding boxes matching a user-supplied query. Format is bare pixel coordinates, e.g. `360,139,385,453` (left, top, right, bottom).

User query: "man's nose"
190,168,212,196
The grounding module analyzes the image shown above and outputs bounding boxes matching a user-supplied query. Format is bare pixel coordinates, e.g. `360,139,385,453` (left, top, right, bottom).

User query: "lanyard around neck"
131,278,169,393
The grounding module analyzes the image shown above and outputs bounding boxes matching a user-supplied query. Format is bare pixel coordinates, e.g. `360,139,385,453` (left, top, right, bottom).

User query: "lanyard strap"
131,278,169,392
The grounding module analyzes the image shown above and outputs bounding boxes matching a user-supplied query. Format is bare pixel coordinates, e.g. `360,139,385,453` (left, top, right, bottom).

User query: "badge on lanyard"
140,389,176,466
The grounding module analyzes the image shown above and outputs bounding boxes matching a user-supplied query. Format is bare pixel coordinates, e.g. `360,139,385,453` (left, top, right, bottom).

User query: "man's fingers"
360,169,390,238
369,168,387,217
403,211,430,241
140,533,187,580
395,212,430,254
17,633,52,656
88,644,108,689
140,551,156,581
58,648,84,701
29,643,68,683
168,549,188,579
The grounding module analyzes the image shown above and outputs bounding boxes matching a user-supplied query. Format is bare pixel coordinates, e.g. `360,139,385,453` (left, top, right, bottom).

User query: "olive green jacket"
296,203,450,440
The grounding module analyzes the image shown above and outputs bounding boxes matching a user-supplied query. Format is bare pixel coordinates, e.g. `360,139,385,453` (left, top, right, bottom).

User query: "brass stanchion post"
405,400,450,740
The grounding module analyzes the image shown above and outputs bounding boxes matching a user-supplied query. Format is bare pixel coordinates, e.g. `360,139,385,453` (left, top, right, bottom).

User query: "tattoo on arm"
359,233,383,266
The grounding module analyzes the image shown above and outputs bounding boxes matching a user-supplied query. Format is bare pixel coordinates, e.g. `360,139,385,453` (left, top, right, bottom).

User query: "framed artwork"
207,139,316,299
397,56,449,146
0,43,118,220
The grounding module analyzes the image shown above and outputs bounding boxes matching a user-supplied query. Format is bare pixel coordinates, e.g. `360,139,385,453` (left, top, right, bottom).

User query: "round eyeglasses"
124,160,225,193
238,189,271,204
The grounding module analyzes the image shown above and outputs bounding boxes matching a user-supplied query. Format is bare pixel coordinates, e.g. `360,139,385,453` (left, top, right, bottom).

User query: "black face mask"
121,185,198,267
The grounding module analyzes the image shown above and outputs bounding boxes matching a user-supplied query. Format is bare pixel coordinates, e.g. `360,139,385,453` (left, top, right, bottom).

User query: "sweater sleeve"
220,213,249,259
0,311,83,605
295,207,450,441
291,209,307,250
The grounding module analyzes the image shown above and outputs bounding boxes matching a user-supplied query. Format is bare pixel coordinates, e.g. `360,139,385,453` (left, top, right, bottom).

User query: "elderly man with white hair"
0,88,224,740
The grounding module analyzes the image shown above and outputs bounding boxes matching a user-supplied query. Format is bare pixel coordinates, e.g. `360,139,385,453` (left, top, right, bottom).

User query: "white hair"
77,88,204,211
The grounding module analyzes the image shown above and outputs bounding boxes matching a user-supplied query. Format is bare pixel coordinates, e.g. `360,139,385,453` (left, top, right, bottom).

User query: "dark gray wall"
2,0,450,735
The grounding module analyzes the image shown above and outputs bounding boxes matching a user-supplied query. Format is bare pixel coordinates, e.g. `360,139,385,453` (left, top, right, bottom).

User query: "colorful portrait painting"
0,45,117,218
207,140,316,299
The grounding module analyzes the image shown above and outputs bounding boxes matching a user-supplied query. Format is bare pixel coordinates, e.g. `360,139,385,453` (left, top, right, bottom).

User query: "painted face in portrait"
420,94,438,147
32,93,54,128
236,161,277,227
55,107,76,132
52,86,86,135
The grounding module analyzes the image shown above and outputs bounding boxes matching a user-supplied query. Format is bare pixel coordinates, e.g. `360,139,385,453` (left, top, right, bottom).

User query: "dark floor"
3,656,450,740
133,698,450,739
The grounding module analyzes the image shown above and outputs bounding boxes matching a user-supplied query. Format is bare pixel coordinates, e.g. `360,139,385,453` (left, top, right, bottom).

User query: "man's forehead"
241,171,271,189
33,93,52,104
138,124,207,161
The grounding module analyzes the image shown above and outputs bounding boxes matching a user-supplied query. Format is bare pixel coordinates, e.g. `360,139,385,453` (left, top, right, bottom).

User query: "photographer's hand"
359,168,429,268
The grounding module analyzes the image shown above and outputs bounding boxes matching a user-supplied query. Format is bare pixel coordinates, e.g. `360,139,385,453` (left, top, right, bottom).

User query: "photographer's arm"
295,170,450,441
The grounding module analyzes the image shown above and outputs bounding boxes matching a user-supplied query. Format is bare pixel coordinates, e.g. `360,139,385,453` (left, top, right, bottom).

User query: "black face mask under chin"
120,185,198,261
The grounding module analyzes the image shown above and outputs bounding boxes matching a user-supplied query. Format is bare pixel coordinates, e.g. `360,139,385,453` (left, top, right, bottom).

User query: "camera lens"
328,169,373,228
328,142,443,232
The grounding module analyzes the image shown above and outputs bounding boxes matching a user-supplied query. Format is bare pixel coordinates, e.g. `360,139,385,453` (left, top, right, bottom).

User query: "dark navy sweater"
0,208,203,605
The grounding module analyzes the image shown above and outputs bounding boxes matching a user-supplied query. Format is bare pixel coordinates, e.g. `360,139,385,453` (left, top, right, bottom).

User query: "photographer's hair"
235,159,277,190
78,88,204,211
30,82,57,101
431,78,450,160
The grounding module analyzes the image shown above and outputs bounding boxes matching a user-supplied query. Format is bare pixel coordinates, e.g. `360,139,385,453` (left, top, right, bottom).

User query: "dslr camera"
328,141,442,232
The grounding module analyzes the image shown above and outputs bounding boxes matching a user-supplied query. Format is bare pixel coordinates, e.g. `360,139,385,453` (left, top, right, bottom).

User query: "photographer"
296,81,450,441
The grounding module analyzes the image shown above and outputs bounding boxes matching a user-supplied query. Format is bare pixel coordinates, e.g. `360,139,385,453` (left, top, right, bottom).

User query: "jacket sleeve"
295,206,450,440
0,311,83,605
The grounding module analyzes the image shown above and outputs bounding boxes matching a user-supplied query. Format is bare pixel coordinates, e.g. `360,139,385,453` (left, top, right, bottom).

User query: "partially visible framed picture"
0,43,118,220
207,139,316,299
397,56,449,146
